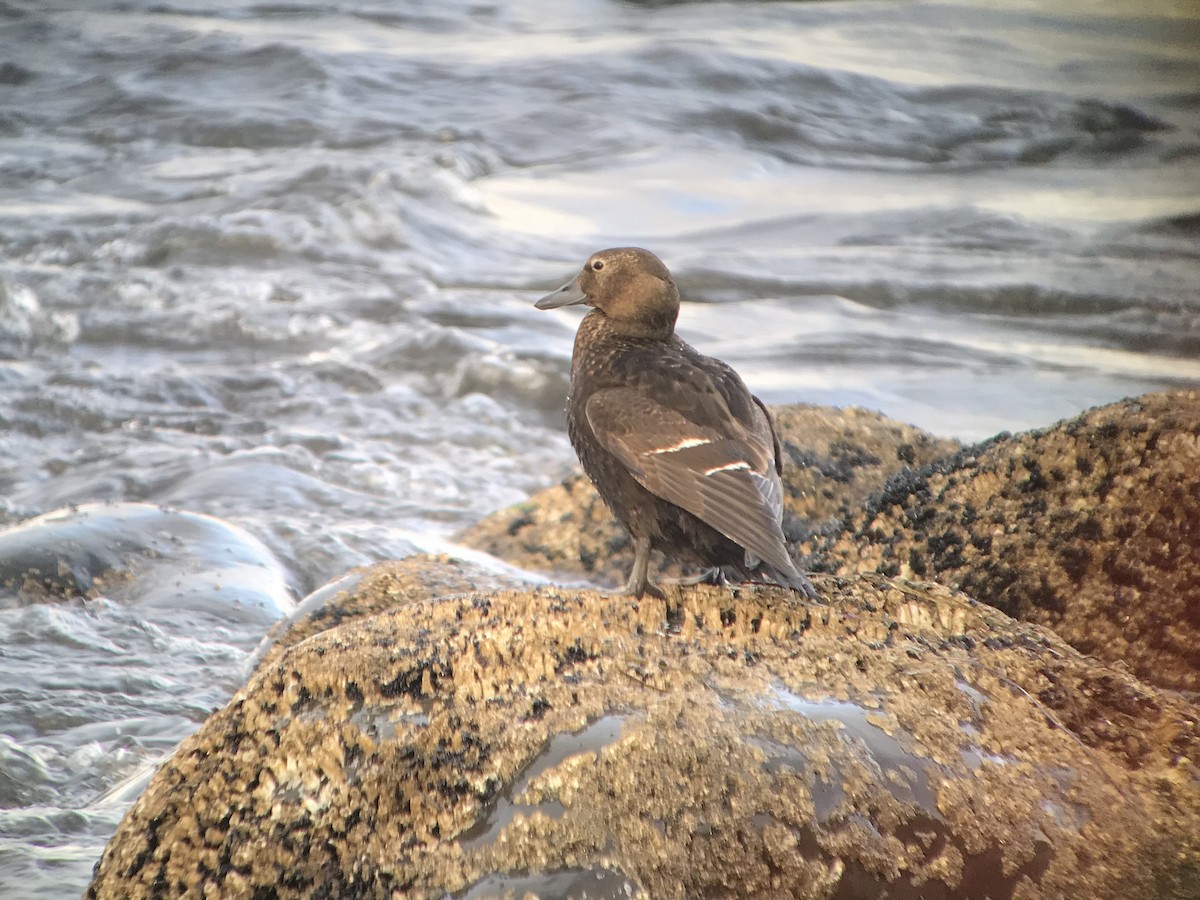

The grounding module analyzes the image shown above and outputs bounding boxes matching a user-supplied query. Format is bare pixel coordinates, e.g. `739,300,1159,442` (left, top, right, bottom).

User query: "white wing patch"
650,437,712,454
703,461,751,476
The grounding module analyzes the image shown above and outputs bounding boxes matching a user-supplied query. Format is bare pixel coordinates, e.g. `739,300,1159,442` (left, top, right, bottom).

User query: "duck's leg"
661,566,727,587
625,535,665,599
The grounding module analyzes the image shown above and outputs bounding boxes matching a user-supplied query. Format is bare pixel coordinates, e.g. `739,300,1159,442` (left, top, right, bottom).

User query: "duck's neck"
580,307,676,342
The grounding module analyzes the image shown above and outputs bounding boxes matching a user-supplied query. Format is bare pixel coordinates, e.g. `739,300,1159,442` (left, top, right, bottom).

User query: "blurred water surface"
0,0,1198,894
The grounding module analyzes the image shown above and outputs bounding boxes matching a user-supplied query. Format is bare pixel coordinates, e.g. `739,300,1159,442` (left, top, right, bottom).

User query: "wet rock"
0,501,293,624
463,393,1200,693
246,554,537,675
457,403,958,588
803,392,1200,693
88,576,1199,899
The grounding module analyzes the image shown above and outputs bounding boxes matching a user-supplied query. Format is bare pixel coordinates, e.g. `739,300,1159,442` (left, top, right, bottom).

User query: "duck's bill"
535,277,588,309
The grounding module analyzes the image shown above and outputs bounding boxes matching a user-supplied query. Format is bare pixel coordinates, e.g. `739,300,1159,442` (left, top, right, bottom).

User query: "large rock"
246,554,537,674
0,501,293,624
803,392,1200,692
464,394,1200,693
458,404,958,588
88,571,1199,899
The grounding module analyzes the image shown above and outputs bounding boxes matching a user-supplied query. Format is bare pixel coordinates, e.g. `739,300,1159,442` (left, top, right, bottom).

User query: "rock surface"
89,570,1200,899
464,394,1200,693
803,392,1200,693
247,554,536,674
0,501,293,623
458,404,958,589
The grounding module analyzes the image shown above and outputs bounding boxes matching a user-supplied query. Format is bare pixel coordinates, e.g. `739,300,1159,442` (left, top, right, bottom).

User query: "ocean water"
0,0,1197,894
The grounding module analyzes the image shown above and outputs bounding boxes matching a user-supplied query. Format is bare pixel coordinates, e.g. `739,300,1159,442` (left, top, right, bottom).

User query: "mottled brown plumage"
536,247,818,600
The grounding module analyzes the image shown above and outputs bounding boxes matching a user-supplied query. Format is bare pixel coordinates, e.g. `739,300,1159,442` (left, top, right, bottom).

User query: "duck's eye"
591,260,604,271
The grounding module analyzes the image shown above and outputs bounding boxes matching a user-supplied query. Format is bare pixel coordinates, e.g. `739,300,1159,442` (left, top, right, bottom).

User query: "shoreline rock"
246,554,537,676
0,501,293,623
802,391,1200,692
88,573,1199,899
462,393,1200,693
87,392,1200,897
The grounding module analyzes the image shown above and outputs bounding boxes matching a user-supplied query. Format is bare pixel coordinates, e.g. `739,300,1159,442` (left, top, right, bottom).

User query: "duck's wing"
584,386,795,577
751,394,786,479
685,355,788,521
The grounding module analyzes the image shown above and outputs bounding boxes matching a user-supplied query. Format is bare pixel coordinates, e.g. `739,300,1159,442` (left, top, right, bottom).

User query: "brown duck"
536,247,819,600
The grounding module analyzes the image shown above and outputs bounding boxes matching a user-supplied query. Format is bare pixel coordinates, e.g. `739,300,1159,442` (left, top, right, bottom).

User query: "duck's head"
536,247,679,338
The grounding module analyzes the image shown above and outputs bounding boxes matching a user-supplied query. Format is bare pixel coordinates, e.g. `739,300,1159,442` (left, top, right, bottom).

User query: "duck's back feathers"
585,386,796,579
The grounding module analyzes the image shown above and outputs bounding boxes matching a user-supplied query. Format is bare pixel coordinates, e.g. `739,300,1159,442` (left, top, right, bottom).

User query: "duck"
536,247,818,601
